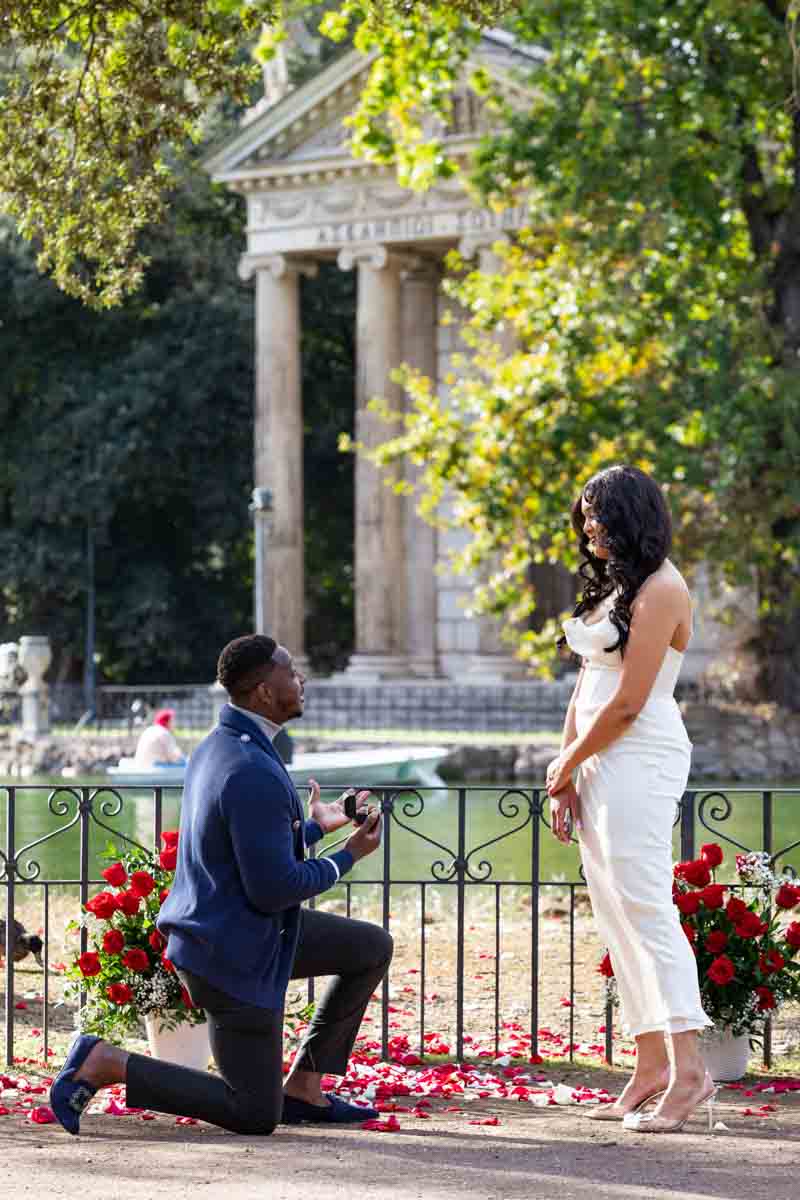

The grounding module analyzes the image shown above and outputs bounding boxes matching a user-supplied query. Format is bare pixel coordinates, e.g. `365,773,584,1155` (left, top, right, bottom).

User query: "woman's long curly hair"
566,465,673,656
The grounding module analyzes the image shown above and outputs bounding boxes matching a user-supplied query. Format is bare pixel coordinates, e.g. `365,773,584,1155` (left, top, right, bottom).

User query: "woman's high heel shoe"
587,1087,666,1122
622,1075,718,1134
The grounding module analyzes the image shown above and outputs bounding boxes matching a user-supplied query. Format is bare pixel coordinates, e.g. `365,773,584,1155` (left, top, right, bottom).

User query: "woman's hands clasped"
546,756,582,845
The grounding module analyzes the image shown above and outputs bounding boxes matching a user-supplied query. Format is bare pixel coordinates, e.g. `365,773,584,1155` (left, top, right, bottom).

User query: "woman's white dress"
563,593,711,1038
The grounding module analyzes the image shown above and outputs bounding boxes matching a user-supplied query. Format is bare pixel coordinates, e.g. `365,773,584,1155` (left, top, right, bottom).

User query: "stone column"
239,252,317,666
337,244,413,679
458,235,526,682
401,262,440,677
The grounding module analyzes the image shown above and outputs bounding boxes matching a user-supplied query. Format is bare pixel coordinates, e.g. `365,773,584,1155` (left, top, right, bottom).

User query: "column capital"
337,243,421,274
238,252,319,282
457,232,510,261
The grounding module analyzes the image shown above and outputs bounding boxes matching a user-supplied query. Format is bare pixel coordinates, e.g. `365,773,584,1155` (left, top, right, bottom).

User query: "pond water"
2,776,799,891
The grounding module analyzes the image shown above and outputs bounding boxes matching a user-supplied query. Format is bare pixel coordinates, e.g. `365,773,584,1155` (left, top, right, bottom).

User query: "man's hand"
549,779,581,844
308,782,371,834
345,808,383,862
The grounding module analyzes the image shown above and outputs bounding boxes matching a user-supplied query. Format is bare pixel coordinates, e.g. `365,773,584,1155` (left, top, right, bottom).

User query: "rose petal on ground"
361,1116,401,1132
469,1117,500,1126
28,1106,56,1124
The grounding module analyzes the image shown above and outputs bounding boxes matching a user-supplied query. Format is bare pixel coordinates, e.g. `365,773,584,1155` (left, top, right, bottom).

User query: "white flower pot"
700,1028,751,1082
145,1015,211,1072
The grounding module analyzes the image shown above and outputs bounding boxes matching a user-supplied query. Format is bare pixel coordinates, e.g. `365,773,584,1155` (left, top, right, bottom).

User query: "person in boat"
51,634,390,1136
132,708,187,769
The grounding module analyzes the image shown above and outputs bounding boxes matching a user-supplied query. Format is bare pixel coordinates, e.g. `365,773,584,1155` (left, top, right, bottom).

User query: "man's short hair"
217,635,279,698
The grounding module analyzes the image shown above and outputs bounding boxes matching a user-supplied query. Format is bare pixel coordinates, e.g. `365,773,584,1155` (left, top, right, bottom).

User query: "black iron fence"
2,783,798,1070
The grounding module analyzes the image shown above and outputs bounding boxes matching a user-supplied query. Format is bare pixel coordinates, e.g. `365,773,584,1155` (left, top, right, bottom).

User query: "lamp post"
249,486,273,634
84,516,96,716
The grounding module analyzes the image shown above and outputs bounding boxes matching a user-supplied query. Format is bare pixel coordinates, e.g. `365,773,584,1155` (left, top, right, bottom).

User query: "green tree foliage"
333,1,800,707
0,1,275,308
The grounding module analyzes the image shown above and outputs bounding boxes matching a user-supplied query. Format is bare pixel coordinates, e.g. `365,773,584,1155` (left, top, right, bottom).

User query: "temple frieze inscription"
246,185,529,255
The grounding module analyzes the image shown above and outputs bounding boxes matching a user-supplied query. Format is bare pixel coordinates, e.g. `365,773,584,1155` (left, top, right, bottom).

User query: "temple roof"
204,29,542,186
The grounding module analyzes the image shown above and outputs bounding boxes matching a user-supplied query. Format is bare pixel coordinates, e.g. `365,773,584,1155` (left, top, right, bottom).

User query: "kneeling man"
51,634,390,1135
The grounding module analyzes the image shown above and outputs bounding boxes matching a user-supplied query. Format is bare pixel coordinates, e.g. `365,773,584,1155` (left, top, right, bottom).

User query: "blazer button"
240,734,251,742
292,819,301,830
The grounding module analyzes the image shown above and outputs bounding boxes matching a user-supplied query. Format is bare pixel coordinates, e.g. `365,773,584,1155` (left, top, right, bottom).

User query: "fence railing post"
381,788,391,1063
680,790,696,862
763,789,773,1070
455,787,466,1062
531,789,541,1062
4,787,15,1066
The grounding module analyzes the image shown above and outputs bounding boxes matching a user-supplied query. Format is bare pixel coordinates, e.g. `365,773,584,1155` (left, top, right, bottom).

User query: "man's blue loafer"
282,1092,378,1125
50,1034,101,1135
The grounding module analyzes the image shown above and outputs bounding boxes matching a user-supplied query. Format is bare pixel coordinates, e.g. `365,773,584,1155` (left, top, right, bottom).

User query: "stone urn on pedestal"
18,635,52,738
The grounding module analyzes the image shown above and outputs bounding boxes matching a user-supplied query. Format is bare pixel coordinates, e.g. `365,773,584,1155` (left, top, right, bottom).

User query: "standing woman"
546,465,713,1134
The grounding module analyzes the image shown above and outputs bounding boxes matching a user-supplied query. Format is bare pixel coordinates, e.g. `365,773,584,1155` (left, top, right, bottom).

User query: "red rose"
106,983,133,1005
755,986,777,1011
707,955,735,986
129,870,156,898
161,830,179,849
159,888,170,905
101,862,128,888
699,884,726,910
102,929,125,955
675,892,701,916
725,896,749,922
675,860,711,888
115,890,141,917
159,846,177,872
700,843,724,869
597,952,614,978
759,949,785,975
148,929,166,952
77,951,102,978
180,985,196,1009
161,953,176,974
734,911,768,939
121,948,150,973
85,891,119,921
785,922,800,950
705,930,728,955
682,923,696,945
775,884,800,911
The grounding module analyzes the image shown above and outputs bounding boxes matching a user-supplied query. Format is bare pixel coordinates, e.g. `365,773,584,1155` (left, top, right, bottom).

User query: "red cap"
154,708,175,728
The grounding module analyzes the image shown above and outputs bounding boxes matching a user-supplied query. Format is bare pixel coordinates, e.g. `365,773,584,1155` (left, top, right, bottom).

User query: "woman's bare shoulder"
632,561,690,610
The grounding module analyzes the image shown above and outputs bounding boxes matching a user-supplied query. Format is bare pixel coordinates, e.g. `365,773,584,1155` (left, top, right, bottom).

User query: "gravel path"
2,1064,797,1200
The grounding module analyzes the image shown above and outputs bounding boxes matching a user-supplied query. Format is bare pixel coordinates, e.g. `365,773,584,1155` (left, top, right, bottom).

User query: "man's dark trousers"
125,908,393,1134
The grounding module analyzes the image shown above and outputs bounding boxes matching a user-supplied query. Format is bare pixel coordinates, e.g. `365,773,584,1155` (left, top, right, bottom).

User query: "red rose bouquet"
599,842,800,1037
65,831,204,1040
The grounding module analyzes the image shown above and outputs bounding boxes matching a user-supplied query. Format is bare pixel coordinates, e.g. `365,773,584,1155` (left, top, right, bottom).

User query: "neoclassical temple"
206,31,730,685
206,32,551,681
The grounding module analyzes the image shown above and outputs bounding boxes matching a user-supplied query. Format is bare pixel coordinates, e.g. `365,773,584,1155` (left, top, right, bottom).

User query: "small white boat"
288,746,449,790
107,758,186,786
107,746,449,789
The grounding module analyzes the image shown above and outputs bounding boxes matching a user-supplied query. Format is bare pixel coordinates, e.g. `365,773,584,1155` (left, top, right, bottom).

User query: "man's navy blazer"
158,704,354,1008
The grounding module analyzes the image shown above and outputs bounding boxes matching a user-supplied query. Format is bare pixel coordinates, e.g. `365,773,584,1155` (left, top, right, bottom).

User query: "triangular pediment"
204,30,541,184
